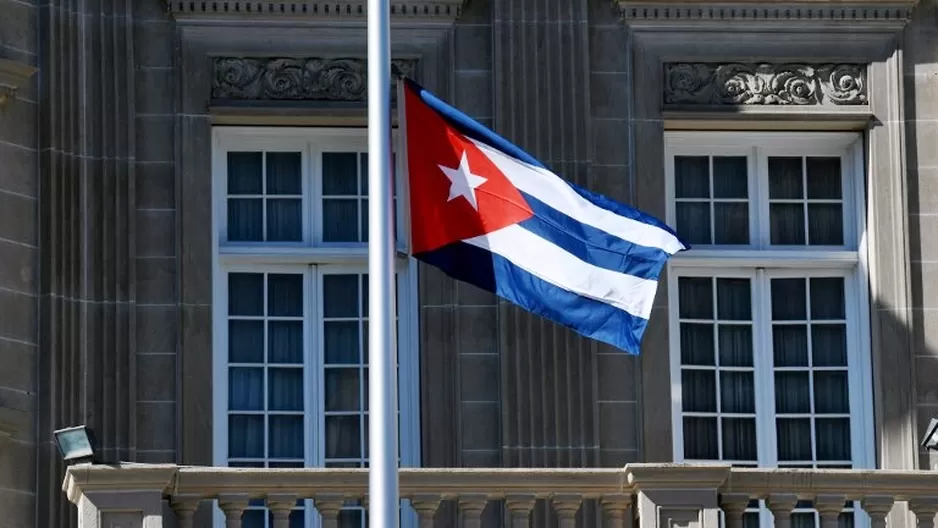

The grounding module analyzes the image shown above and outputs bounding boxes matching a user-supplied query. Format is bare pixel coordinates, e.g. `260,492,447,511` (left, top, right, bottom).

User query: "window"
666,133,873,528
212,128,419,528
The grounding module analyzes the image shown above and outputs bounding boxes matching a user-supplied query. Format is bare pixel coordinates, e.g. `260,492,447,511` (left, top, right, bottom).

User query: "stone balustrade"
62,463,938,528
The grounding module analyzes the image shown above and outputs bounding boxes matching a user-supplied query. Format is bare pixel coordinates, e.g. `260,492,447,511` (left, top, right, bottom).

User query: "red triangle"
404,87,533,254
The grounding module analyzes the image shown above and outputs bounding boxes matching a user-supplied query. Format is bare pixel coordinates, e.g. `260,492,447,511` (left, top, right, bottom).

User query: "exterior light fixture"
922,418,938,452
53,425,96,465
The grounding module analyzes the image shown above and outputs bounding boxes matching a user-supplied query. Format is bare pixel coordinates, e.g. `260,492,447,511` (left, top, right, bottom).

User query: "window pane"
268,274,304,317
776,418,812,461
808,204,844,245
773,325,809,367
266,152,302,195
230,273,264,316
323,199,360,242
241,510,265,528
269,368,304,411
229,367,264,411
719,325,753,367
814,372,849,414
267,199,303,241
268,321,303,364
322,152,360,196
717,278,751,320
682,370,716,412
712,157,748,199
815,418,851,460
675,156,710,198
361,198,369,242
769,157,804,199
713,203,749,245
683,417,718,459
326,416,362,458
775,372,811,413
676,202,711,245
812,325,847,367
269,415,303,458
722,418,757,461
229,415,264,458
325,368,362,412
324,322,361,364
323,275,360,318
721,371,754,413
678,277,713,319
680,323,715,366
806,157,842,199
228,198,264,241
228,152,263,194
230,320,264,363
360,153,369,195
810,278,845,320
770,203,806,245
772,279,807,320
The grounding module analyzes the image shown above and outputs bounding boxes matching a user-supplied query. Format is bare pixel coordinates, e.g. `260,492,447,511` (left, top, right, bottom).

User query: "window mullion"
754,269,778,468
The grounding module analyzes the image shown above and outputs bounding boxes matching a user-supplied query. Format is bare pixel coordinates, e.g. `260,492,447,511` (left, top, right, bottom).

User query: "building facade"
1,0,937,526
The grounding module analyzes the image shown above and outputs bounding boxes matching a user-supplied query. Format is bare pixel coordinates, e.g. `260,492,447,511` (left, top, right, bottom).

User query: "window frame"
209,125,422,483
663,131,874,472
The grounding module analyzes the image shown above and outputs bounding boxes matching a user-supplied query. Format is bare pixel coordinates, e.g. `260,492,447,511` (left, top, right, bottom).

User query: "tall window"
212,128,420,528
665,132,874,528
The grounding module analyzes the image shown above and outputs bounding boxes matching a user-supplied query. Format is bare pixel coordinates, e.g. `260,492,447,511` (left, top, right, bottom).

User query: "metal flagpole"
366,0,399,526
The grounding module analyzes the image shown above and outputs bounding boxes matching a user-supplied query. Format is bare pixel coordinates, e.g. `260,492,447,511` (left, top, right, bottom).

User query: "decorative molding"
663,63,868,106
167,1,465,20
618,2,916,28
0,58,38,111
211,57,417,102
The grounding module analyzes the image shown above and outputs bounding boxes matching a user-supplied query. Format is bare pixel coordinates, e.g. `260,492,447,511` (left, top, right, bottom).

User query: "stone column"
63,465,177,528
628,464,731,528
38,1,143,526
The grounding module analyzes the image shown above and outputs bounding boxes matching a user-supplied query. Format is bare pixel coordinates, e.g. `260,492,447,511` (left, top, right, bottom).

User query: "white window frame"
664,131,875,468
210,127,421,527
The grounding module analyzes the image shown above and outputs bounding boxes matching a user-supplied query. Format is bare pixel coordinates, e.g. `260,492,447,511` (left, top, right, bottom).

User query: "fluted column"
38,2,140,526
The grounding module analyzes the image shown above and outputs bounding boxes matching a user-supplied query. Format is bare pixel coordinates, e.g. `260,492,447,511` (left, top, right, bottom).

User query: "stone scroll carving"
212,57,417,101
663,63,867,106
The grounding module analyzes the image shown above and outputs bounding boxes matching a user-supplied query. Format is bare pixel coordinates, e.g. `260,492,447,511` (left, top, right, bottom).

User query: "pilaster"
38,2,139,526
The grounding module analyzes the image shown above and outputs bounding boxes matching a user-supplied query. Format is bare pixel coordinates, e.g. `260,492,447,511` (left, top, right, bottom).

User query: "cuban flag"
399,78,688,354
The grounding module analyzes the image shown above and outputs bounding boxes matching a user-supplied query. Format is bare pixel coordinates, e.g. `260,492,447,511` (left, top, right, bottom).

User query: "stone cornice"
618,1,918,29
166,1,466,22
211,57,416,102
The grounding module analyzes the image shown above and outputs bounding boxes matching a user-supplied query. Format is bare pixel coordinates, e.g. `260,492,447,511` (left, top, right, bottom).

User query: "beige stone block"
590,25,628,73
456,281,496,306
597,352,637,402
591,73,630,119
454,25,492,71
136,68,176,115
460,449,500,467
598,402,638,451
456,306,498,355
0,438,35,492
0,239,35,294
0,289,36,344
137,401,176,451
454,71,493,119
136,162,175,210
0,192,36,247
0,0,37,54
135,116,175,163
0,142,37,198
0,339,35,395
912,262,938,309
909,168,938,214
0,487,35,528
599,448,639,468
134,21,175,68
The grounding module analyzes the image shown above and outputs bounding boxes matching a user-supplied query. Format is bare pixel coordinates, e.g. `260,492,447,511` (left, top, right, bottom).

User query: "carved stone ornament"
663,63,867,106
212,58,417,102
168,1,465,19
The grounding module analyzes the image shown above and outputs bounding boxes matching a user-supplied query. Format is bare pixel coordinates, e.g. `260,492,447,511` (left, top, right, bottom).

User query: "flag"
399,78,689,354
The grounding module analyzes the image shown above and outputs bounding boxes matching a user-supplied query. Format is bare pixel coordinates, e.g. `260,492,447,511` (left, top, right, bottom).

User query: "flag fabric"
399,78,689,354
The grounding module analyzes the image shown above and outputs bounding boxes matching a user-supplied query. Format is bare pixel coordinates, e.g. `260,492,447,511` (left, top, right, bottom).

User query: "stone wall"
0,1,38,526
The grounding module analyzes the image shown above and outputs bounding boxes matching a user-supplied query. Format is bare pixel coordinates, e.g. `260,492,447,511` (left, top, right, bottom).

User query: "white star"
438,151,488,210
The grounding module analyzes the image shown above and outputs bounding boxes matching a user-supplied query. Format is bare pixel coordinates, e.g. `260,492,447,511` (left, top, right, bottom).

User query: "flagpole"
366,0,399,526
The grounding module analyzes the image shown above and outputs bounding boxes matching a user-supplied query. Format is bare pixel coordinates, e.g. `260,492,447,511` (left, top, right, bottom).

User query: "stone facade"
0,0,935,527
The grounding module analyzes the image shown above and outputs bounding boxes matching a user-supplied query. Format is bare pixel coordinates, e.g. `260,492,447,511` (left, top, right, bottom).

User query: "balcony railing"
63,463,938,528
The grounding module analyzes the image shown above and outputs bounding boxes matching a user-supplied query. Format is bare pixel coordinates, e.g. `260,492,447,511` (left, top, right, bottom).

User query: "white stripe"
464,224,659,319
470,138,686,254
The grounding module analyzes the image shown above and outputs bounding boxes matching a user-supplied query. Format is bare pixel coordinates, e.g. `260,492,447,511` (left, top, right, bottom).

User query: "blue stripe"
415,241,650,354
517,192,672,281
404,78,546,170
565,179,687,245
